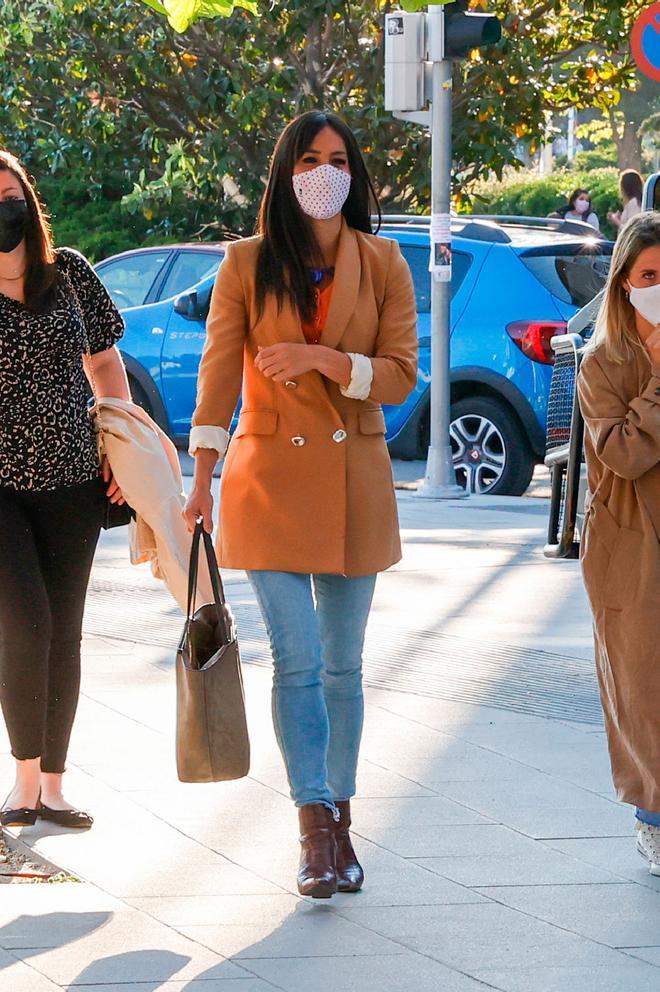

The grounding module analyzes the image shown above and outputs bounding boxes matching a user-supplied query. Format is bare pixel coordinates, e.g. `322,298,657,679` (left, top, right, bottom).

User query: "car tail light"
505,320,568,365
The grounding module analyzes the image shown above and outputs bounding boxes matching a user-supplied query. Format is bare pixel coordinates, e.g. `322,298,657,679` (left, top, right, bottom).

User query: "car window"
97,252,170,309
399,245,472,312
518,244,613,308
159,251,221,301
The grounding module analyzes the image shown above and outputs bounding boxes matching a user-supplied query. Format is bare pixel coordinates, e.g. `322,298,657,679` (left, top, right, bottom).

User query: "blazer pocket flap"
234,410,278,438
358,409,387,435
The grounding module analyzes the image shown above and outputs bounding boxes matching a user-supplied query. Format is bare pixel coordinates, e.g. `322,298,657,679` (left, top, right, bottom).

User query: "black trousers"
0,478,104,773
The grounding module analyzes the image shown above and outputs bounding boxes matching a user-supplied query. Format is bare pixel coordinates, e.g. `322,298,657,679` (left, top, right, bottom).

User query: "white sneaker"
636,822,660,875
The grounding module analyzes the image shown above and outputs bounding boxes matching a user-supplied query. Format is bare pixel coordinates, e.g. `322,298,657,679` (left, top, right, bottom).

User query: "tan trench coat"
578,345,660,810
192,221,418,576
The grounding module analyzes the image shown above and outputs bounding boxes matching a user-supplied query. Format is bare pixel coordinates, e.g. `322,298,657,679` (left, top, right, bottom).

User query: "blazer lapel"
321,220,361,352
259,219,361,349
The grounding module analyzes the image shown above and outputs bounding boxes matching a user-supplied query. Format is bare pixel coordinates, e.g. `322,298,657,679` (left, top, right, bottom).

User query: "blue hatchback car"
96,216,612,494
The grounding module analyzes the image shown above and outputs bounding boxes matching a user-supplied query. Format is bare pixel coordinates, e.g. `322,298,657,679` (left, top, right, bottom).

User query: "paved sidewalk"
2,488,659,992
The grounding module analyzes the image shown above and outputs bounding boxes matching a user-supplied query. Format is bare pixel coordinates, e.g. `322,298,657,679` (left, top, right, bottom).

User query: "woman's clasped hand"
254,343,320,381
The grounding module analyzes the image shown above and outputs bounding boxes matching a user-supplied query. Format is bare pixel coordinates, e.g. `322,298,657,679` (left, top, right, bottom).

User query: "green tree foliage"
0,0,648,256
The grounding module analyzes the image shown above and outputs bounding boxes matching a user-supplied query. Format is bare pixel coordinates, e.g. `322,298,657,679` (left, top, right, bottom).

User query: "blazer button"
285,380,297,389
332,429,347,443
291,436,306,447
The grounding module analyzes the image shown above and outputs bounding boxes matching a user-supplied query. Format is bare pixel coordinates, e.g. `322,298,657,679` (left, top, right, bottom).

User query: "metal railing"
543,291,602,559
544,334,585,559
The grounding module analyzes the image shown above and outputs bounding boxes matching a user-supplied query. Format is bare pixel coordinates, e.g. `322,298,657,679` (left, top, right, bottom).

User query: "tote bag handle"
186,521,228,620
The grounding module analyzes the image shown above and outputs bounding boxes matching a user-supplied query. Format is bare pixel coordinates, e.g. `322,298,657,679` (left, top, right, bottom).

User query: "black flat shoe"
1,807,38,827
37,803,93,829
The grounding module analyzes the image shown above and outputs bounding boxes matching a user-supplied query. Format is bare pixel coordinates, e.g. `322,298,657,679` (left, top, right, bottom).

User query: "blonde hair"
592,212,660,363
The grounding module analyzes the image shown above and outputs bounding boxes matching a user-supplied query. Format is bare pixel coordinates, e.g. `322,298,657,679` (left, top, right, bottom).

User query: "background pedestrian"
607,169,644,230
0,150,129,830
561,188,600,231
578,212,660,874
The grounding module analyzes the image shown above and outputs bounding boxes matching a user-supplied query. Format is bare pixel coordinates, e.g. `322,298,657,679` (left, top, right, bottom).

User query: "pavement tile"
11,921,249,985
109,860,284,899
129,780,292,824
353,760,437,798
0,949,61,991
546,836,659,889
621,946,660,966
126,893,300,927
413,845,620,887
362,739,531,785
331,844,487,907
179,908,406,959
494,804,633,840
434,773,617,815
350,795,490,829
244,952,488,992
69,983,276,992
471,962,660,991
334,902,622,970
0,910,114,952
360,822,541,859
476,882,660,947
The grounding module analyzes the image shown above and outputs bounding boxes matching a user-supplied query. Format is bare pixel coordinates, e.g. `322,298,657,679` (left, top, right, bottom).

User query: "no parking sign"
631,2,660,82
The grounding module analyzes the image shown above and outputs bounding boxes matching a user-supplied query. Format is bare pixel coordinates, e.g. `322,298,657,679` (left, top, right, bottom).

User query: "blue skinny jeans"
636,808,660,827
247,570,377,810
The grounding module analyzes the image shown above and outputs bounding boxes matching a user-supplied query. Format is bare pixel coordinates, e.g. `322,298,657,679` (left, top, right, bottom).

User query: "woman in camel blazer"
184,111,418,899
577,212,660,875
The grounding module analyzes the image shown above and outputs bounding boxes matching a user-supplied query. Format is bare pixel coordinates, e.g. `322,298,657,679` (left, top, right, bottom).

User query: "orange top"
301,283,334,345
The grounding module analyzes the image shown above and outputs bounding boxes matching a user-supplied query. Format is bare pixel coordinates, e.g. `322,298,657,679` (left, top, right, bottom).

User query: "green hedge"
463,168,621,240
36,173,176,262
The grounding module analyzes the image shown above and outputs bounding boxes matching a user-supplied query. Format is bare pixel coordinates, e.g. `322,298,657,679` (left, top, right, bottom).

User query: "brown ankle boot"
335,800,364,893
297,804,338,899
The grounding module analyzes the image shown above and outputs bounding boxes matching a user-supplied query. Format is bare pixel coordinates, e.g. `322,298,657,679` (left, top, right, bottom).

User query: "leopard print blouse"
0,247,124,492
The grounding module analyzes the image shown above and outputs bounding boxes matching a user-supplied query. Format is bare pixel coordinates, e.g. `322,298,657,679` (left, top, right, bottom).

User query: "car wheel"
128,376,153,418
449,397,535,496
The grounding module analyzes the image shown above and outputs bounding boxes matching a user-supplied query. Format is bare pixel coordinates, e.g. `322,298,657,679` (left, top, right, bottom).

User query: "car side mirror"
174,290,199,319
643,172,660,212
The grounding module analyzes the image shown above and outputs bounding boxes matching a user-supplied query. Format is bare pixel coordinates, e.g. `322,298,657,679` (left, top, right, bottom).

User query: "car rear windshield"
517,243,613,308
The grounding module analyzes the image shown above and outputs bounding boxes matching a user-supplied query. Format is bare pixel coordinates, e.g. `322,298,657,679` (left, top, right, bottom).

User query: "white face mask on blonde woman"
627,282,660,327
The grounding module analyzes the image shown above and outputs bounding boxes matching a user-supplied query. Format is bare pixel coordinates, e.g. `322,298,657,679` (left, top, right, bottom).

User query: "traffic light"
443,0,502,59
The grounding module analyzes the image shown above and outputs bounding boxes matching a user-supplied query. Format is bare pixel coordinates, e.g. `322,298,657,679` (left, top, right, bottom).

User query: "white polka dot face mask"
292,164,351,221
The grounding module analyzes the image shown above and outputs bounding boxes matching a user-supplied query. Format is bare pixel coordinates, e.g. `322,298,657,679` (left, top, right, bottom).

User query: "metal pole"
417,29,466,500
567,106,576,163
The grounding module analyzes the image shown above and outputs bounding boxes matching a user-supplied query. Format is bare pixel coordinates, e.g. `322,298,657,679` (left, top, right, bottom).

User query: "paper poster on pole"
429,212,452,282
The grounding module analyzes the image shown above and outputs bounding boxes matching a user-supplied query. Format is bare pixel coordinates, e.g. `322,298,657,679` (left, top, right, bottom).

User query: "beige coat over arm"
192,220,418,576
578,344,660,811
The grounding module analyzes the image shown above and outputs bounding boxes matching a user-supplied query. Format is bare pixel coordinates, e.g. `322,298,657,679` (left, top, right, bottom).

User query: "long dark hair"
620,168,644,204
256,111,381,322
0,150,58,312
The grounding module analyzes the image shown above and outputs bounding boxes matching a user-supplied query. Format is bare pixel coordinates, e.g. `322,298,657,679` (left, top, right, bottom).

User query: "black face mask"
0,200,28,253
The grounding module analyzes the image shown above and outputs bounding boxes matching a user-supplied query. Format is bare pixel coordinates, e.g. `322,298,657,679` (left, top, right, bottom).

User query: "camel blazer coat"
192,221,418,576
578,344,660,810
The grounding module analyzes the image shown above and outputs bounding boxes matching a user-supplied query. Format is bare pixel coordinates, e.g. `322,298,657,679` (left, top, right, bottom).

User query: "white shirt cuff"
188,425,230,458
340,353,374,401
